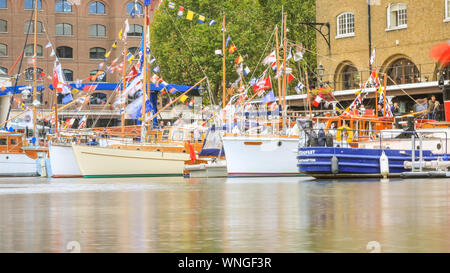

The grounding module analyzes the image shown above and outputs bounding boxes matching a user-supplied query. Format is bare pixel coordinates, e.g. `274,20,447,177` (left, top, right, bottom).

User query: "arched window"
335,62,359,90
0,0,6,9
56,23,73,36
126,2,143,16
386,58,420,85
387,3,407,29
89,1,105,14
56,46,73,58
89,47,106,59
0,43,7,57
25,20,44,34
89,70,106,82
336,12,354,38
128,24,143,37
24,44,43,57
90,92,107,104
55,0,72,13
0,66,7,75
89,24,106,37
25,0,42,10
0,20,6,33
128,47,140,55
63,69,73,81
25,67,43,81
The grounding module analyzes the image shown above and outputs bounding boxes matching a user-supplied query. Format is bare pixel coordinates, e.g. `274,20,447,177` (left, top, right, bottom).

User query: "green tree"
150,0,316,104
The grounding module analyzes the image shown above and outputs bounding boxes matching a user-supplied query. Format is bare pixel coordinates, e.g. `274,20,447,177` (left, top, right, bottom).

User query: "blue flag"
144,0,151,6
62,93,73,105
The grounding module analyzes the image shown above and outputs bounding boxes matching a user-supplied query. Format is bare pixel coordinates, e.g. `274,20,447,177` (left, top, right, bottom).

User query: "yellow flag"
105,51,111,58
186,10,194,20
72,88,79,94
180,95,188,103
112,42,117,49
118,29,123,40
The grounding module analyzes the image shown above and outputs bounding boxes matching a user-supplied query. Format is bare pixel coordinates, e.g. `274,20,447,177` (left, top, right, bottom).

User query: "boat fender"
325,133,334,147
336,126,353,143
331,155,339,174
310,131,318,147
380,151,389,179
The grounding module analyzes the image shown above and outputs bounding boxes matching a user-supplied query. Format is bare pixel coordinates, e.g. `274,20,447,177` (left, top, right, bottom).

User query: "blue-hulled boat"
297,146,446,178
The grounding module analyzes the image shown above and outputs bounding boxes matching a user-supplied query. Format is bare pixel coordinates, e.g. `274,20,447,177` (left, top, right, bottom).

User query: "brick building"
0,0,160,124
287,0,450,116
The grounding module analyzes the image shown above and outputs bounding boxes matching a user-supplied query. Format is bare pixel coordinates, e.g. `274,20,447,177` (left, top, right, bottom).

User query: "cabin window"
10,138,17,145
162,129,170,140
0,138,7,145
172,130,185,141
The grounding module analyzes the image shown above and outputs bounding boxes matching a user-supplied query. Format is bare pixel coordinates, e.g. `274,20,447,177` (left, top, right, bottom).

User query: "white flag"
45,42,52,48
370,48,376,65
50,49,55,57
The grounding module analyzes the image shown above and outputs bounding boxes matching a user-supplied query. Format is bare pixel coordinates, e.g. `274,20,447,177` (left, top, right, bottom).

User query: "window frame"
445,0,450,22
128,24,143,37
89,24,106,38
24,0,42,10
0,0,6,9
24,20,44,34
0,66,8,74
63,69,73,82
0,19,7,33
89,47,106,60
89,1,106,15
386,3,408,31
24,67,44,81
24,44,43,57
56,46,73,59
336,12,355,39
55,23,73,36
55,0,72,13
0,43,7,57
126,2,143,16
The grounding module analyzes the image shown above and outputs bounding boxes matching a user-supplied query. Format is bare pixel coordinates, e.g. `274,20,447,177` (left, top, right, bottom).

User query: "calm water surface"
0,176,449,253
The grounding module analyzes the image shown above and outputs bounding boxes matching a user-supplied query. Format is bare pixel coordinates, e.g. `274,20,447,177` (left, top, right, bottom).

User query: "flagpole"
222,12,226,109
54,68,58,135
32,0,38,139
121,44,127,138
305,71,313,119
275,26,282,109
281,12,288,129
383,74,387,118
141,4,148,143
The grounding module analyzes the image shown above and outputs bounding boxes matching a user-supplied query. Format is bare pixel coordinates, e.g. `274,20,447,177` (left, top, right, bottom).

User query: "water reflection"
0,177,448,252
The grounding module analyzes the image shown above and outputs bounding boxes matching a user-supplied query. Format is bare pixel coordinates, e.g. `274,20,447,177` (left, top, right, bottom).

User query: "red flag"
287,73,295,83
313,95,323,107
252,77,272,93
187,141,196,163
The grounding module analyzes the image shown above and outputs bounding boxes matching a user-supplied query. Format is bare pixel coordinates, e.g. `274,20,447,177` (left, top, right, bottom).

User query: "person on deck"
391,102,400,115
377,104,384,117
432,101,441,121
427,95,437,119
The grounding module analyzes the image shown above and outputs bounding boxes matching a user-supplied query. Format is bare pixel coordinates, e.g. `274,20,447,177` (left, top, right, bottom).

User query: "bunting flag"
243,66,250,76
118,29,123,40
262,91,276,105
208,20,216,26
287,73,295,83
263,51,276,65
252,77,271,93
370,48,376,65
62,93,73,105
168,1,175,9
295,82,304,94
45,42,52,49
186,10,194,20
180,95,189,103
235,56,243,64
225,36,231,47
313,94,323,107
198,14,205,24
228,44,237,54
177,6,184,17
78,115,87,129
144,0,151,5
169,87,177,94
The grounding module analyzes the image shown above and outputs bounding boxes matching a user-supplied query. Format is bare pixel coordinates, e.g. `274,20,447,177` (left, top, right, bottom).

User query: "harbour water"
0,176,449,253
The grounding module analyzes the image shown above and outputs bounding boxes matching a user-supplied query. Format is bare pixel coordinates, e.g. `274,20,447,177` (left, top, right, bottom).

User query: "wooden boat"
0,131,48,176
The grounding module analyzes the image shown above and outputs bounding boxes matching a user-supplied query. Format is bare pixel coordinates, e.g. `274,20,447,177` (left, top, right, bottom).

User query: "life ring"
336,126,353,143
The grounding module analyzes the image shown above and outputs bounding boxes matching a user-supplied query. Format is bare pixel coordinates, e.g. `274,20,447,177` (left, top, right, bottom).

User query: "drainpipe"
368,2,372,71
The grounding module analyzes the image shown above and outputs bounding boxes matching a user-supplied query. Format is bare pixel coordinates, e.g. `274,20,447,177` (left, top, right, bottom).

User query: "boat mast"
281,12,288,129
275,26,282,113
222,13,226,109
141,4,149,142
383,74,387,117
121,43,127,138
32,0,38,139
305,71,313,119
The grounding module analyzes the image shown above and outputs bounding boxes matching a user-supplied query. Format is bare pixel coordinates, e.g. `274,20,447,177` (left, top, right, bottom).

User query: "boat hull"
222,136,303,177
72,144,190,178
0,153,38,177
298,147,442,179
48,143,82,178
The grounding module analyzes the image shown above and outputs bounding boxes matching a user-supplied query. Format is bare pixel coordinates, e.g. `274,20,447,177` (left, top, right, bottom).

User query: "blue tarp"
0,85,45,96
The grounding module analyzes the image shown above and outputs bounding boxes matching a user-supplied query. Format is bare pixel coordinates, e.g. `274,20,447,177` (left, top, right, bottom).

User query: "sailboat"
221,13,304,177
71,3,204,178
0,1,48,177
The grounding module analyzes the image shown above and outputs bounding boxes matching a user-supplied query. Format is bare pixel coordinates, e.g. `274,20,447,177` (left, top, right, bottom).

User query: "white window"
336,12,355,38
445,0,450,21
387,3,407,30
